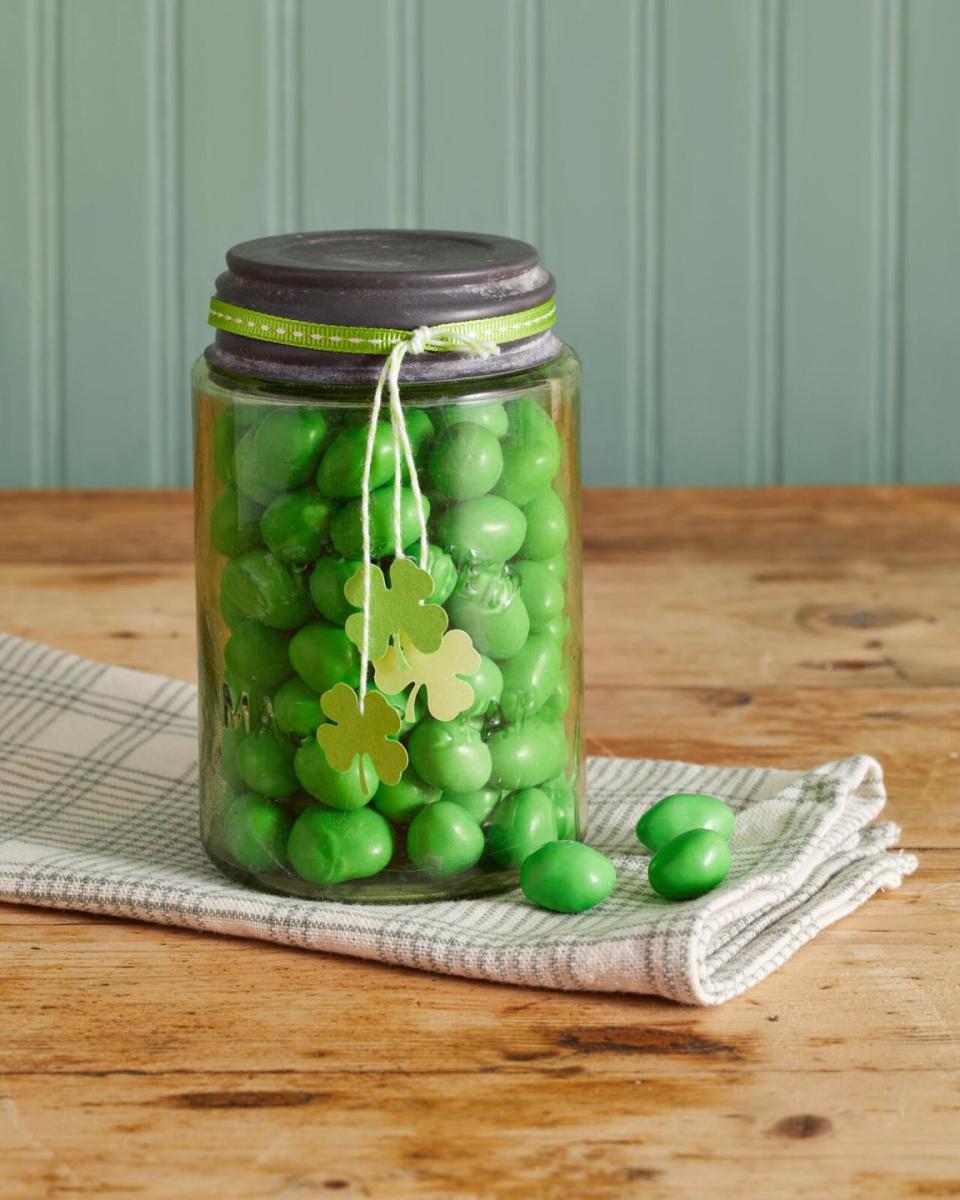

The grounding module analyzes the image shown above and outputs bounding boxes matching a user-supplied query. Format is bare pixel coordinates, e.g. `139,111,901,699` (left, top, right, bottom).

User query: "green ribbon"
208,296,556,354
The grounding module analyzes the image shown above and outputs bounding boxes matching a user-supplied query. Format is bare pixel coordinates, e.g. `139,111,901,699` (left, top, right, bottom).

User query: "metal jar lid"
206,229,561,385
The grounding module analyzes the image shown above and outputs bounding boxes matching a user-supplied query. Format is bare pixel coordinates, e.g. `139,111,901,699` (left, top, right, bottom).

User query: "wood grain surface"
1,487,957,1200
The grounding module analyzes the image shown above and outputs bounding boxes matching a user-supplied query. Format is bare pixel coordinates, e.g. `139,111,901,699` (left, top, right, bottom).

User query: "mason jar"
193,230,583,900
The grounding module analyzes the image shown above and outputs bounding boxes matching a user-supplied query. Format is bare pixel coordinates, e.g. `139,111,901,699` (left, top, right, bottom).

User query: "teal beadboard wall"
1,0,958,488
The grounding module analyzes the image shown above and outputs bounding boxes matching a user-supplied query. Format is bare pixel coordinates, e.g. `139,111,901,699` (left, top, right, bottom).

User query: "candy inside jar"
193,230,583,901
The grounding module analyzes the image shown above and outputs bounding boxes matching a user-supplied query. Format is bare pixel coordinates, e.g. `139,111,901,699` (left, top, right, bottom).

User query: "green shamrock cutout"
317,683,409,790
373,629,480,723
344,558,448,661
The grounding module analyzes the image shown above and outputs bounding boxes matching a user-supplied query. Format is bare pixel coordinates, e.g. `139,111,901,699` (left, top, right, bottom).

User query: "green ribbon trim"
208,296,556,355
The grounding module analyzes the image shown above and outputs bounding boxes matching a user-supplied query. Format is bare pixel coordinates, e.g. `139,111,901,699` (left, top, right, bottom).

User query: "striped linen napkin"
0,632,915,1005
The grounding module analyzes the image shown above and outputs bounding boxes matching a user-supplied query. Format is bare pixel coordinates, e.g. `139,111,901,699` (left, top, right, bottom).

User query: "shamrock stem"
405,685,420,725
358,754,367,796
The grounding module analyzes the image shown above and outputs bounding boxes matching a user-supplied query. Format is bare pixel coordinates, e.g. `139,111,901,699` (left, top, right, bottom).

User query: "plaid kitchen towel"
0,632,916,1005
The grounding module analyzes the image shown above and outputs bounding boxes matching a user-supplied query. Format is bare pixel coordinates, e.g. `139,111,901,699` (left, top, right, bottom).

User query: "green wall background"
1,0,957,488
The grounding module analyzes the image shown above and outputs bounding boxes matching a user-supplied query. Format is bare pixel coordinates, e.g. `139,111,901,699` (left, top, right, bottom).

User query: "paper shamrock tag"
316,682,408,789
343,559,447,660
373,629,480,723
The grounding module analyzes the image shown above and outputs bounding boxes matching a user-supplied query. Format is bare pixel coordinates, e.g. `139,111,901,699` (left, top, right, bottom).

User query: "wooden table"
1,487,957,1200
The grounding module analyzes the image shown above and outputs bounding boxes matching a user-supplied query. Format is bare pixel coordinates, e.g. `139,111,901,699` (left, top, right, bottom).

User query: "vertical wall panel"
901,0,960,482
0,0,958,488
781,0,877,484
420,0,514,233
0,2,41,485
61,0,154,486
660,0,755,484
541,0,635,485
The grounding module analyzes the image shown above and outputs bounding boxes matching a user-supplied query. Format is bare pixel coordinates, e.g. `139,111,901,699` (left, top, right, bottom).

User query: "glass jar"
193,230,582,900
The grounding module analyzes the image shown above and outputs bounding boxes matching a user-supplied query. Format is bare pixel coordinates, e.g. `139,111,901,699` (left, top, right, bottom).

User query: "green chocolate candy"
289,621,361,693
436,495,526,564
428,424,504,501
221,791,293,873
224,670,270,726
445,566,530,660
499,635,562,721
287,806,393,884
261,488,334,565
541,678,571,723
294,738,379,808
635,792,735,852
373,770,440,823
486,788,558,868
541,773,578,839
541,553,568,582
487,719,567,790
219,587,247,631
308,556,361,624
444,786,501,824
212,409,238,484
220,551,313,629
223,620,292,691
254,409,331,490
464,654,503,720
317,421,397,498
647,828,731,900
220,727,245,788
418,544,458,605
408,718,492,793
513,560,565,630
407,799,485,877
507,397,560,455
236,731,298,798
234,428,277,505
273,676,324,737
330,486,431,559
520,490,569,560
405,408,436,465
520,841,616,913
438,402,509,438
494,434,560,507
539,614,571,643
210,487,263,557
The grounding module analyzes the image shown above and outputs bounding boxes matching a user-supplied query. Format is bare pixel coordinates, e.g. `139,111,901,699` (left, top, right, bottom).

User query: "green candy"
223,621,292,691
289,621,360,693
405,408,436,464
494,434,560,507
444,786,501,824
428,424,504,501
539,614,571,643
308,556,361,624
418,544,459,605
445,566,530,660
513,560,565,630
499,636,562,721
254,408,330,490
438,401,509,438
436,495,526,564
210,487,263,557
219,587,247,631
316,421,393,497
541,553,568,582
647,828,731,900
635,793,735,852
520,841,616,913
288,806,393,884
407,800,485,877
212,408,238,484
294,738,379,808
464,654,503,719
330,486,431,559
486,788,558,868
234,428,277,505
236,731,298,798
273,676,324,737
373,770,440,823
520,490,568,560
261,487,334,565
408,718,492,793
507,397,560,455
220,727,245,788
224,670,270,726
221,791,293,872
541,773,578,839
220,551,313,629
487,719,566,790
540,676,571,722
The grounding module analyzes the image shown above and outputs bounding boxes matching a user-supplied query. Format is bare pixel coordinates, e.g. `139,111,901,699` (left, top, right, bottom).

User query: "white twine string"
357,325,499,709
